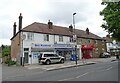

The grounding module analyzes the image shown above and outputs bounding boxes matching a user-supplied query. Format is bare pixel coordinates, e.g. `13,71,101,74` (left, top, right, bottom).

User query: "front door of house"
24,52,28,63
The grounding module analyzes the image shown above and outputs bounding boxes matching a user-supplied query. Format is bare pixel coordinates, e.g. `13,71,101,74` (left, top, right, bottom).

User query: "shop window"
59,35,63,42
27,33,34,40
44,34,49,41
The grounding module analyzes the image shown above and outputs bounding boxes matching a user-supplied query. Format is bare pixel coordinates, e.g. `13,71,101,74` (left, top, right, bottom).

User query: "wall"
11,33,21,61
77,37,106,58
22,32,74,64
23,32,73,47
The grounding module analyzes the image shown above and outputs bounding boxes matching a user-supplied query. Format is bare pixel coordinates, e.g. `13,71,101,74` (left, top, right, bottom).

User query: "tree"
2,45,11,57
100,1,120,41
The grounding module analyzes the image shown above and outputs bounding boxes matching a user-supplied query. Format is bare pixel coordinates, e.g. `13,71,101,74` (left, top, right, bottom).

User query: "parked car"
99,52,111,58
38,52,65,65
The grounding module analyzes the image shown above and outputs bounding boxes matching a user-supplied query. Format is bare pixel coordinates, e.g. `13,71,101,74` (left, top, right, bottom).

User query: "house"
104,35,120,56
103,35,113,52
11,13,106,64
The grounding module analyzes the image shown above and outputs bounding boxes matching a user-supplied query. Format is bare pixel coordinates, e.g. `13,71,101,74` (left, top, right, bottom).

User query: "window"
27,33,34,40
96,48,98,53
44,34,49,41
101,40,105,45
87,39,91,43
24,48,29,51
59,35,63,42
44,54,54,57
94,40,97,44
70,37,73,42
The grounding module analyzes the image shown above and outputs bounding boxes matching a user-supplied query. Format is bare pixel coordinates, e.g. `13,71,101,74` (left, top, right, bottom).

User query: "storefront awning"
55,48,73,51
81,44,94,50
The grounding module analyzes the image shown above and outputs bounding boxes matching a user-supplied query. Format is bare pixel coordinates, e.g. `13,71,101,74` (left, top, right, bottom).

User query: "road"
2,60,119,81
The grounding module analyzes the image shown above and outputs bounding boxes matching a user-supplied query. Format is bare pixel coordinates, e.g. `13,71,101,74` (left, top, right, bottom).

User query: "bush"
5,60,16,65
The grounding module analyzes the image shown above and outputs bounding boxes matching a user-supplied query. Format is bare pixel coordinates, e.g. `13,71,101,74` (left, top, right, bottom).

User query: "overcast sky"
0,0,108,46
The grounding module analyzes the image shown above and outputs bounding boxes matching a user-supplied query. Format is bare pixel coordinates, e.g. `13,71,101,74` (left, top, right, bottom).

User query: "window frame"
59,35,63,42
44,34,49,41
70,37,73,42
27,33,34,40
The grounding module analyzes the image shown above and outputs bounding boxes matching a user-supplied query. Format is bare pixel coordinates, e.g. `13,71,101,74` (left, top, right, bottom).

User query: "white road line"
58,77,74,81
76,72,88,78
28,67,41,69
106,67,112,70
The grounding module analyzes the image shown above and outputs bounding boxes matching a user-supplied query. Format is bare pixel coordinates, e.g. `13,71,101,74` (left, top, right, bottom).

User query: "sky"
0,0,108,46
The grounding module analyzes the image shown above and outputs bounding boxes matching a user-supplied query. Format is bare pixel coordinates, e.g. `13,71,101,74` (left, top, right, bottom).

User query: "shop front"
81,44,95,59
29,43,74,64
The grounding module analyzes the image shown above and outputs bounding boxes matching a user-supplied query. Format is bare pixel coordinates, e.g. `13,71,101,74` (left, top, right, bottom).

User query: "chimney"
18,13,23,31
48,20,53,29
106,34,110,38
69,25,73,32
13,22,17,36
86,28,89,35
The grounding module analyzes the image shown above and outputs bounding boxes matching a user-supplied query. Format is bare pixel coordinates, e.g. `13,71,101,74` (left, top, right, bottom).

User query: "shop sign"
53,44,73,48
32,44,73,48
32,44,52,48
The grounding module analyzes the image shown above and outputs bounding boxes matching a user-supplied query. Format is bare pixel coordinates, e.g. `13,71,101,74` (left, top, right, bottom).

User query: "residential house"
104,35,120,56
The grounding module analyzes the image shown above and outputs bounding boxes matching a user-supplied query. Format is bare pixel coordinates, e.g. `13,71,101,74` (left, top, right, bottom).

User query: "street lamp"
73,13,77,65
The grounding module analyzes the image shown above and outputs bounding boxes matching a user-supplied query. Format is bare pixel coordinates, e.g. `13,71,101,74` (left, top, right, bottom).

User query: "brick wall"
11,33,21,61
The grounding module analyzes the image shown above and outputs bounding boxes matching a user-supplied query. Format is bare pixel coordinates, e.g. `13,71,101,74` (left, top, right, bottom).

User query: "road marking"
76,72,88,78
106,67,112,70
58,77,74,81
28,67,41,69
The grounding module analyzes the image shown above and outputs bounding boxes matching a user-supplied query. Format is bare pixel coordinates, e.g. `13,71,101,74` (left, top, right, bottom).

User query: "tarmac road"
2,60,119,81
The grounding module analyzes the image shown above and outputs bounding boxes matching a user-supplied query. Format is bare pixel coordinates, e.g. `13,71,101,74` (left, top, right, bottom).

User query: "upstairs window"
87,39,91,43
44,34,49,41
27,33,34,40
94,40,97,44
24,48,29,51
59,35,63,42
70,37,73,42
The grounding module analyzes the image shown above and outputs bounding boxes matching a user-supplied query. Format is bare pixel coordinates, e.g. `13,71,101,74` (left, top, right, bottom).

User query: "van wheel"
46,60,50,65
60,59,64,63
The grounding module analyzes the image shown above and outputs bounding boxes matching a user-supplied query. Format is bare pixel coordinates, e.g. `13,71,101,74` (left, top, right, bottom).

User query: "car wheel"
46,60,50,65
60,59,64,63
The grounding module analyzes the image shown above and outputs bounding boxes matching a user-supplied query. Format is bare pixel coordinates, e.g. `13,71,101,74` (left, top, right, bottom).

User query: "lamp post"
73,13,77,65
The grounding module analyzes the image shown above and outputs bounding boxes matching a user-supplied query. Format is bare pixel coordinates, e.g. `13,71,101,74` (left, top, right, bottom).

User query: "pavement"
24,56,117,71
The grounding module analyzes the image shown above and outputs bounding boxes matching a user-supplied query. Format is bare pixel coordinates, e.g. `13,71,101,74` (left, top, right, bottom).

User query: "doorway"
24,52,29,63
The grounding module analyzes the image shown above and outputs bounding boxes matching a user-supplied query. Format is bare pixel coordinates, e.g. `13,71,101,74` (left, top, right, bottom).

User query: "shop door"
24,52,29,63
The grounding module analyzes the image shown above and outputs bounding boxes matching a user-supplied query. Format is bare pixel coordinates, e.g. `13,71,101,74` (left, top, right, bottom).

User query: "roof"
103,37,113,43
11,22,104,40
